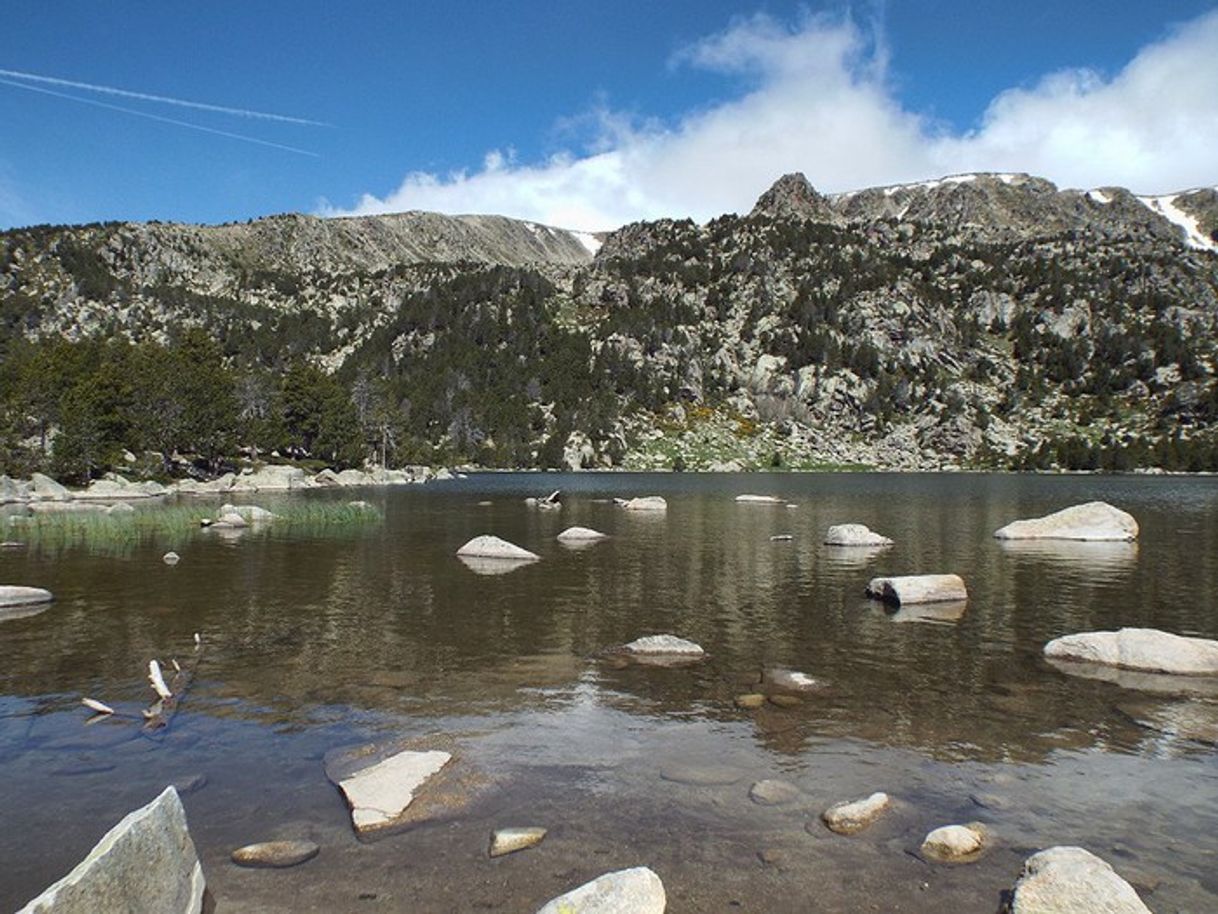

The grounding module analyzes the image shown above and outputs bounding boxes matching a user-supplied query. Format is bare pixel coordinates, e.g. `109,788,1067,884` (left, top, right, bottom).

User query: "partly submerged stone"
735,494,783,504
17,786,204,914
866,574,967,606
535,866,666,914
763,669,824,693
0,585,53,608
824,523,893,547
921,823,988,862
556,526,608,543
330,748,452,837
617,496,667,512
489,827,547,858
1044,628,1218,676
1008,846,1151,914
994,501,1138,542
622,635,704,658
162,552,181,566
821,792,891,835
231,840,319,869
456,535,540,562
749,779,801,806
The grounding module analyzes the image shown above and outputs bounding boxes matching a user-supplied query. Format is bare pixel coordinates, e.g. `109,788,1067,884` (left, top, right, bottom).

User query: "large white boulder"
617,496,667,512
0,585,54,607
456,536,540,562
1045,628,1218,676
17,786,204,914
1008,847,1151,914
30,473,71,502
536,867,666,914
824,523,893,547
866,574,967,606
994,502,1138,541
331,748,452,837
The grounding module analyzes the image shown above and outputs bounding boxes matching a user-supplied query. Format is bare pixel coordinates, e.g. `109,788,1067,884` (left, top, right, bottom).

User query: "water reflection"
887,600,968,624
996,538,1139,572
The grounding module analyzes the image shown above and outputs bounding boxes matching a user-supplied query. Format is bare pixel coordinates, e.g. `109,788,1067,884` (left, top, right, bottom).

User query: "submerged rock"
1045,628,1218,676
330,748,452,837
821,792,891,835
231,840,319,868
994,501,1138,541
456,535,540,562
660,764,743,786
0,585,54,607
824,523,893,547
749,779,801,806
921,823,988,862
535,866,665,914
215,511,248,529
865,574,967,606
17,786,204,914
1008,846,1151,913
489,827,547,858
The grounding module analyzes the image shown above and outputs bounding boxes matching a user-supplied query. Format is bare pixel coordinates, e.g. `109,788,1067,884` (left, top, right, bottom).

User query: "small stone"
768,694,801,708
162,551,180,566
764,669,824,693
821,792,891,835
758,848,788,867
749,779,801,806
921,823,988,862
734,694,766,709
231,840,320,868
489,827,547,858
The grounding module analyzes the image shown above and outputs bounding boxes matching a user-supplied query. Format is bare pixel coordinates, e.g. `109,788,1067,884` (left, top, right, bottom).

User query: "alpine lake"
2,472,1217,912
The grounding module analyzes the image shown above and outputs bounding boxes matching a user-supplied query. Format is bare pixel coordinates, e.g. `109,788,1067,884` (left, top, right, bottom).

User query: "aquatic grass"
0,499,380,557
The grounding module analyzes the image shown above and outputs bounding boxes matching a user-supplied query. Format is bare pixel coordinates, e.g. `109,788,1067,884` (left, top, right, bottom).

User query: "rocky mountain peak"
750,173,839,223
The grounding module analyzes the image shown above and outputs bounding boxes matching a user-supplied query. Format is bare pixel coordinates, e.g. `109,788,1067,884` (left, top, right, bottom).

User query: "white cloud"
324,9,1218,230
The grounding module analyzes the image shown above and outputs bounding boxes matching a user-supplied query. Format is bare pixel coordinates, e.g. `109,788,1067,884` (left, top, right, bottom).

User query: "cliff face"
2,173,1217,471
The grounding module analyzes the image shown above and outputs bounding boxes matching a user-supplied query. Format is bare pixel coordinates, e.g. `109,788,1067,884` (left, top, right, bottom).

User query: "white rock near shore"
994,501,1138,541
1008,847,1151,914
866,574,967,606
0,585,54,607
17,786,204,914
1045,628,1218,676
456,536,540,561
824,523,893,546
333,749,452,836
821,792,891,835
536,867,666,914
921,823,988,862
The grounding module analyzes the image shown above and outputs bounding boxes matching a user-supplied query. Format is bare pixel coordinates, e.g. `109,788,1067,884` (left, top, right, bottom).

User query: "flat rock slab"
921,823,988,863
994,501,1138,541
749,779,801,806
456,535,540,561
1009,846,1151,913
821,792,891,835
489,827,547,858
0,585,54,608
18,786,204,914
824,523,893,546
660,764,743,786
535,866,666,914
866,574,967,606
327,746,452,838
556,526,608,543
1045,628,1218,676
735,494,784,504
231,840,319,868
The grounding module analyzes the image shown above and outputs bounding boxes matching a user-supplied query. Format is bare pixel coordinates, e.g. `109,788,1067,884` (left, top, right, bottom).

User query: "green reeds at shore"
0,499,380,556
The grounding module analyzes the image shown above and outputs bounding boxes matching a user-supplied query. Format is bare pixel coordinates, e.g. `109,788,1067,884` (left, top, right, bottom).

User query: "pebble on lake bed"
489,827,546,858
231,840,319,868
821,792,891,835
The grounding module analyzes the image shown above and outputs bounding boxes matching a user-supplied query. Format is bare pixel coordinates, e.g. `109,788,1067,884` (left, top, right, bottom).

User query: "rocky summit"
2,172,1216,474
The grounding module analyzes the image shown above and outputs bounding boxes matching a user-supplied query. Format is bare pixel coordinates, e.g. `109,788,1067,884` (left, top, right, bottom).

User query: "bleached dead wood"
81,698,115,715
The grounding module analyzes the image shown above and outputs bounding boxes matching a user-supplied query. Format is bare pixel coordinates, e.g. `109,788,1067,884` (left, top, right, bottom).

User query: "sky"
1,1,1216,231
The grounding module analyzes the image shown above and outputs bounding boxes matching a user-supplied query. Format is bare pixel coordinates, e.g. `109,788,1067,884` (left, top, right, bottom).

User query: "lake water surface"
2,472,1217,912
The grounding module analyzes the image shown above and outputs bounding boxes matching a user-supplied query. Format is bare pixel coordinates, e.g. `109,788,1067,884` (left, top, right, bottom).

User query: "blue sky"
1,1,1215,230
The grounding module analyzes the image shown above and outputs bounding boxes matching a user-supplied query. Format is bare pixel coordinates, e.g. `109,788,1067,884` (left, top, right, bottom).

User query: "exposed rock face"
824,524,893,546
920,822,988,862
230,840,319,868
1008,846,1151,914
821,792,891,835
535,866,666,914
994,502,1138,541
0,585,54,607
329,748,452,837
751,173,840,223
29,474,70,502
1045,628,1218,676
17,787,204,914
866,574,967,606
456,535,540,562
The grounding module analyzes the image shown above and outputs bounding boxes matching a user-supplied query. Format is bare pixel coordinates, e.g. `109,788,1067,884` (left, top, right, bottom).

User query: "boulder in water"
622,634,704,658
456,536,540,562
1007,846,1151,913
821,792,891,835
556,526,608,543
994,502,1138,541
824,523,893,547
866,574,967,606
1044,628,1218,676
617,496,667,512
535,866,665,914
0,585,53,608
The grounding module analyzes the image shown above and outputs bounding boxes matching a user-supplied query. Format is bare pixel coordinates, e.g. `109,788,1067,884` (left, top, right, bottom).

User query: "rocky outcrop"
751,173,841,223
824,524,892,546
535,867,666,914
994,502,1138,541
1007,846,1151,914
1045,628,1218,676
456,536,540,562
17,787,204,914
865,574,967,606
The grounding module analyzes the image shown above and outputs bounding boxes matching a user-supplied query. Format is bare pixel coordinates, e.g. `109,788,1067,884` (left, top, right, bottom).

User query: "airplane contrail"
0,67,329,127
0,78,320,157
